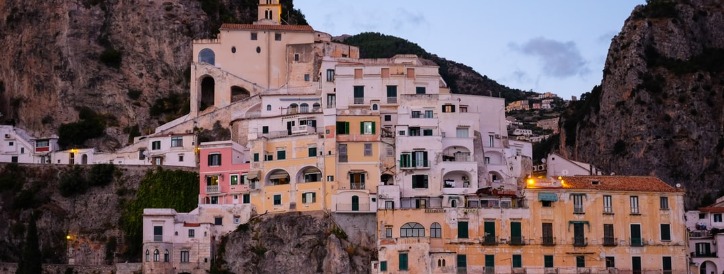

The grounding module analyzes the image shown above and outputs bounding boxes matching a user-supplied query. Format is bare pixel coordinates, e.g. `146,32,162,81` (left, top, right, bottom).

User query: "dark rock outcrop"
560,0,724,208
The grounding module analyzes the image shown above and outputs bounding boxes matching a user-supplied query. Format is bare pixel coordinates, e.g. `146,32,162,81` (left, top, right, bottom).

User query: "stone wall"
0,262,141,274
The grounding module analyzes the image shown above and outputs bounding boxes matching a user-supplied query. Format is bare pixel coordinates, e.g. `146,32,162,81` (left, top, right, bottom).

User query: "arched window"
451,199,457,208
431,222,442,238
145,249,150,262
267,104,272,111
289,103,298,114
153,249,160,262
400,222,425,237
164,249,169,262
300,103,309,113
312,103,320,112
198,48,215,66
372,104,378,110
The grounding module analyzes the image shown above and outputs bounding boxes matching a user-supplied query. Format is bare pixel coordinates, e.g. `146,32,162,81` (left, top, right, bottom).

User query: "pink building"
198,141,252,205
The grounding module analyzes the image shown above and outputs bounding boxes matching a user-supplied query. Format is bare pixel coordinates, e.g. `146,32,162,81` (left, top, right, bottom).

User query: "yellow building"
375,176,687,273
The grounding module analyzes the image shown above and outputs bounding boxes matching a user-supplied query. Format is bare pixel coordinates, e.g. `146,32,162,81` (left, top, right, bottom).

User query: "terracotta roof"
700,207,724,213
183,222,201,227
560,176,682,192
220,23,313,32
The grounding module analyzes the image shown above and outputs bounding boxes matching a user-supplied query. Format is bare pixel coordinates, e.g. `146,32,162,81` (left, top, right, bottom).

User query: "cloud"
510,37,590,78
392,8,428,31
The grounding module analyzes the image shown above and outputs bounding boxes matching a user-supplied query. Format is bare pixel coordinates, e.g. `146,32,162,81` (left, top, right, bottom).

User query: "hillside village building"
686,196,724,274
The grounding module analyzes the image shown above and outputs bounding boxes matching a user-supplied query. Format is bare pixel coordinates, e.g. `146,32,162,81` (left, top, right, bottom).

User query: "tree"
16,213,42,274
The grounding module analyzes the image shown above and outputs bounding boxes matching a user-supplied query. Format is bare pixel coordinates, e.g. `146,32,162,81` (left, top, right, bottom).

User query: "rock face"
218,212,376,274
560,0,724,208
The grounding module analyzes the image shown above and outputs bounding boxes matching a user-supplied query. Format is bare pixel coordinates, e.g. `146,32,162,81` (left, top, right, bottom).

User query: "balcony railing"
350,182,365,190
484,267,495,274
573,236,587,247
399,160,430,169
541,236,556,246
353,97,364,104
602,237,618,246
689,230,712,238
154,235,162,242
482,235,497,245
335,203,371,212
573,207,585,214
386,97,397,104
693,252,717,258
206,185,219,193
442,153,471,162
509,236,525,245
630,237,644,247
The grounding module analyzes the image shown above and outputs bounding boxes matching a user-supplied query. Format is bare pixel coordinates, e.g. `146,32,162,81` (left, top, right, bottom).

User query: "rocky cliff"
560,0,724,208
216,212,376,274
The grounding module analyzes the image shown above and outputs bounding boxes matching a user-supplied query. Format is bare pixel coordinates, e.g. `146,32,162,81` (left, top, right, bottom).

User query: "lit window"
361,121,375,135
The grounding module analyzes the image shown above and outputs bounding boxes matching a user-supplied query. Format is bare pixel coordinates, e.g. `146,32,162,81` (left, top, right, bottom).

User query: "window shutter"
411,152,417,165
207,154,213,165
360,122,364,134
372,122,376,134
312,193,316,203
345,122,349,134
302,194,307,203
361,173,366,183
336,122,344,134
422,152,428,167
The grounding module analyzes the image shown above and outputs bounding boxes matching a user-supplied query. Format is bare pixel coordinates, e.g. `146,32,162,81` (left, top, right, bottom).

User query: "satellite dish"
541,159,546,164
676,183,681,188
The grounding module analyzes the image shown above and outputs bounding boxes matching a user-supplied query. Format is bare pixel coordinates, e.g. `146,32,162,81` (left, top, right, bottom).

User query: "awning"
269,173,289,180
246,170,261,180
538,192,558,202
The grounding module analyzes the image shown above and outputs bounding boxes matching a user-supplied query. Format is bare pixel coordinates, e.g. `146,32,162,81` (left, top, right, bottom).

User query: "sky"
295,1,647,99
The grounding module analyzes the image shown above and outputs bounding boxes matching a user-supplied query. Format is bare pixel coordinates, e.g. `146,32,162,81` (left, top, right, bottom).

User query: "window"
338,144,347,162
214,217,222,225
542,223,553,245
361,121,375,135
424,110,433,118
208,153,221,166
484,221,496,244
423,129,433,136
573,222,586,246
488,135,494,147
544,255,554,268
308,147,317,157
152,141,161,150
233,215,240,224
36,140,49,148
604,224,615,245
460,105,468,112
630,196,640,214
632,257,642,274
399,253,408,271
409,127,421,136
400,222,425,237
180,250,190,263
302,192,316,204
253,153,259,162
300,103,309,113
430,222,441,238
385,226,392,238
274,33,281,41
273,194,282,206
188,229,195,238
153,226,163,241
416,86,426,94
364,143,372,156
412,175,428,188
260,126,269,135
631,224,643,246
660,224,671,241
603,195,613,213
572,194,585,213
164,250,169,262
398,130,405,136
512,254,522,268
326,69,335,82
276,148,286,160
350,172,365,189
696,242,712,256
715,214,723,222
384,115,391,121
605,257,615,268
336,121,350,134
153,249,160,262
353,86,364,104
484,255,494,271
662,256,672,274
380,261,387,272
411,110,422,118
456,127,468,138
178,154,184,162
243,194,250,204
442,104,455,113
251,32,257,40
457,254,467,271
171,136,183,147
699,213,706,219
386,85,397,103
660,196,669,210
458,221,468,238
576,256,585,268
510,221,522,245
385,201,394,209
230,174,239,185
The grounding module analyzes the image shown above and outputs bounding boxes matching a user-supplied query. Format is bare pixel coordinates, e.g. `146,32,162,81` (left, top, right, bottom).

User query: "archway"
266,169,290,186
200,76,215,111
297,166,322,183
230,86,250,103
198,48,215,65
81,154,88,164
700,261,717,274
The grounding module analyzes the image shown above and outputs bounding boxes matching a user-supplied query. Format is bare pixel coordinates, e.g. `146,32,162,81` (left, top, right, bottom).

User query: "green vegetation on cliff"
120,168,199,259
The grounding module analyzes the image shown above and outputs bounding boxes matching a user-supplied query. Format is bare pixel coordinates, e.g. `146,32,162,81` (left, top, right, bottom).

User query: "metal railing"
353,97,364,104
509,236,525,245
387,97,397,104
602,237,618,246
399,160,430,169
573,236,587,247
350,182,365,190
482,235,497,245
541,236,556,246
689,230,712,238
335,203,371,212
153,235,162,242
206,185,219,193
630,238,644,246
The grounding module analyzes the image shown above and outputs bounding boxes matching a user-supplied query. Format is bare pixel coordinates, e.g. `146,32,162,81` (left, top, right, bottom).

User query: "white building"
686,196,724,274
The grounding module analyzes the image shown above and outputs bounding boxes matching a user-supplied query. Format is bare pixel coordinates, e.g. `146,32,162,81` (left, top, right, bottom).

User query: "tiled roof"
220,23,314,32
700,207,724,213
560,176,682,192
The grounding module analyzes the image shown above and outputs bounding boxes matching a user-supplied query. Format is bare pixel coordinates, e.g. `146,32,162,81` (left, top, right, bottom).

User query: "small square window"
304,74,310,81
233,216,241,224
384,115,391,121
251,32,258,40
542,201,552,207
178,154,184,162
273,194,282,205
385,226,392,238
188,229,195,238
214,217,222,225
275,33,282,41
398,130,405,136
327,175,334,181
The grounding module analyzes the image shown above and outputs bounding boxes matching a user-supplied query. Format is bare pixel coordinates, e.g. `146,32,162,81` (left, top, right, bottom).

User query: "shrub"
58,108,107,148
89,164,115,187
613,140,627,155
59,166,89,197
127,89,142,100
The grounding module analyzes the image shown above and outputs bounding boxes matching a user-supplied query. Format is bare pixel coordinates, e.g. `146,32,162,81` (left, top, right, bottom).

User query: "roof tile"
220,23,314,32
560,176,682,192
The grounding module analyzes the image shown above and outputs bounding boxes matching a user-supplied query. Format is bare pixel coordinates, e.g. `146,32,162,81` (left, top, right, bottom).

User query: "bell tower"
257,0,282,25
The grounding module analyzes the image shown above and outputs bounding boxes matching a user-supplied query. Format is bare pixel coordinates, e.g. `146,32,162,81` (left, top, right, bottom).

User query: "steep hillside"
560,0,724,208
0,0,305,150
338,32,532,103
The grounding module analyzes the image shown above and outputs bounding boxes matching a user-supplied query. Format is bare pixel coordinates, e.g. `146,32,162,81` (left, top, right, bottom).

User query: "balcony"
335,203,371,212
349,182,365,190
541,237,556,246
399,160,430,169
509,236,525,245
573,236,587,247
692,251,717,258
386,97,397,104
482,235,497,245
206,185,219,193
353,97,364,105
291,125,316,135
442,152,471,162
630,238,645,247
602,237,618,246
573,207,585,214
689,230,712,238
484,267,495,274
153,235,162,242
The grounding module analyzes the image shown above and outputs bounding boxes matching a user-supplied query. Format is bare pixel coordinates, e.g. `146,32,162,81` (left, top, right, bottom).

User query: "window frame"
630,196,640,214
430,222,442,238
603,195,613,214
170,136,183,147
273,194,282,206
207,153,221,166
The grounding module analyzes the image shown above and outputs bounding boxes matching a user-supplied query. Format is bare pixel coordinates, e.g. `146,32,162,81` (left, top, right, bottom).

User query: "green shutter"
399,253,408,270
336,122,344,134
380,261,387,271
243,194,250,204
345,122,349,134
485,255,494,267
277,150,286,160
511,222,521,237
512,254,522,268
544,255,554,268
458,221,468,238
308,147,317,157
662,256,671,271
360,122,364,134
253,153,259,162
457,254,467,268
422,152,428,167
485,221,496,238
372,122,376,134
661,224,671,241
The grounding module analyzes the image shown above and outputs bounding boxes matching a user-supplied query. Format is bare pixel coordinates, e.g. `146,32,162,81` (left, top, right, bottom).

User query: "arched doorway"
230,86,250,103
351,195,359,211
200,76,215,111
198,48,215,65
81,154,88,164
701,261,717,274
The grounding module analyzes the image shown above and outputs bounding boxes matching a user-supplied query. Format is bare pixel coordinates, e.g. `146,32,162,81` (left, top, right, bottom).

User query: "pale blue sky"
295,1,646,99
